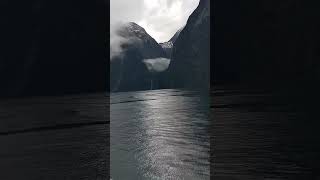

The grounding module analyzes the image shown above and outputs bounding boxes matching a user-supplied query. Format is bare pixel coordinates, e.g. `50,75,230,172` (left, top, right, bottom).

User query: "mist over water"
143,58,171,73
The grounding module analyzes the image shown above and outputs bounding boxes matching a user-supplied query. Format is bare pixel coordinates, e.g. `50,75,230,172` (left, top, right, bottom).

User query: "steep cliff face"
110,22,167,92
159,28,182,58
159,41,173,58
0,0,106,97
168,0,210,91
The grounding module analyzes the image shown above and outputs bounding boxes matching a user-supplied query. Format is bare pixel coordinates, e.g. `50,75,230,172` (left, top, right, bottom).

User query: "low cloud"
143,58,171,72
110,22,135,60
110,27,125,59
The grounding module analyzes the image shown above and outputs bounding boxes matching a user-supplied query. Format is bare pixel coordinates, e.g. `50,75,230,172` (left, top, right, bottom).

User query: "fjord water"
111,89,210,179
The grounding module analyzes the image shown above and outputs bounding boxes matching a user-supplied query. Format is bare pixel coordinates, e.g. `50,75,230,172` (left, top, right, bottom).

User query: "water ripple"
111,89,210,180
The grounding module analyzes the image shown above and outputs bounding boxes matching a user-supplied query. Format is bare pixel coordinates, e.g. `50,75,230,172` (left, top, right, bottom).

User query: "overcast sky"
110,0,200,43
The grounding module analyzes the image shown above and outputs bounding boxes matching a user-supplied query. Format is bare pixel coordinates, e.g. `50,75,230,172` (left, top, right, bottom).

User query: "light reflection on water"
111,89,210,180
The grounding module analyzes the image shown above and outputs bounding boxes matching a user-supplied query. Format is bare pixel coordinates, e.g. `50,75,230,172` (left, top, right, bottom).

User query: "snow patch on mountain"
160,42,173,49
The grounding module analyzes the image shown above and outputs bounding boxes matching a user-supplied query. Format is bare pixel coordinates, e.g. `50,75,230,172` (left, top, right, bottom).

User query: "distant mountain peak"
123,22,147,33
159,26,184,58
115,22,157,46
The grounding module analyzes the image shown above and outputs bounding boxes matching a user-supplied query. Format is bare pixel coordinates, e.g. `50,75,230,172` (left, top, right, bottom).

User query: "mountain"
159,28,183,58
167,0,210,91
169,28,184,43
110,22,168,92
0,0,106,97
159,42,173,58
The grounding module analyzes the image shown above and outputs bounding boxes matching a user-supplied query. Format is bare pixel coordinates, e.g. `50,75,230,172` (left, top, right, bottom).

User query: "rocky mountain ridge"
159,28,183,58
110,22,168,92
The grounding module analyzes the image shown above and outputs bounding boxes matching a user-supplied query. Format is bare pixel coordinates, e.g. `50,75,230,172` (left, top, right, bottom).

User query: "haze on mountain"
110,0,210,93
110,22,169,92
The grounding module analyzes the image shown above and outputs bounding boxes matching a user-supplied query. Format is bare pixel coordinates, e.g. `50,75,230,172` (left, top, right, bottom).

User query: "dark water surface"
111,89,210,180
212,87,320,179
0,94,108,179
3,88,320,179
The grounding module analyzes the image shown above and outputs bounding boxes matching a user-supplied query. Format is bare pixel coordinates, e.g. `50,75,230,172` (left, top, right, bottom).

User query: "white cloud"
110,22,138,60
110,23,126,59
110,0,199,43
143,58,171,72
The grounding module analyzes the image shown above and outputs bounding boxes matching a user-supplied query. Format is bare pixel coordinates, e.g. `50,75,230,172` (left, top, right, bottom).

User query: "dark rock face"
213,1,320,88
110,22,167,92
159,42,173,58
159,28,182,58
168,0,210,91
0,0,107,97
169,28,183,44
